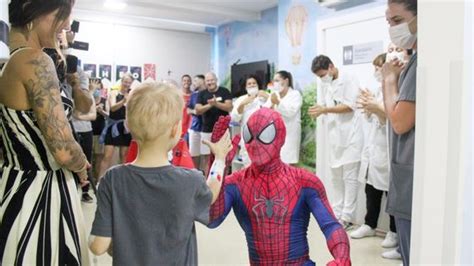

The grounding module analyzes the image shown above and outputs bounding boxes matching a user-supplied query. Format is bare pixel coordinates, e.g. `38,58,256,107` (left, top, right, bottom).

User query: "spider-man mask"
243,108,286,166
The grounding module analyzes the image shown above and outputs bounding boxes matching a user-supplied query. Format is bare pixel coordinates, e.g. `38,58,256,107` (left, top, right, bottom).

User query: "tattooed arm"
73,96,97,121
68,67,93,113
24,51,89,180
67,72,93,114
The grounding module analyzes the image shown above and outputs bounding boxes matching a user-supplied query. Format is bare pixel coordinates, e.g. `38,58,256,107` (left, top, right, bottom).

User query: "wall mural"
217,7,278,89
285,5,308,66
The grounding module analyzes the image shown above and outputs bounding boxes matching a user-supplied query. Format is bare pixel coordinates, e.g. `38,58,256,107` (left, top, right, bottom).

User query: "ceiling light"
104,1,127,10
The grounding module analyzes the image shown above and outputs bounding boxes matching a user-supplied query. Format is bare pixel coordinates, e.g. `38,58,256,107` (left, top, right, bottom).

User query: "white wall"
460,1,473,264
71,20,212,84
411,0,472,264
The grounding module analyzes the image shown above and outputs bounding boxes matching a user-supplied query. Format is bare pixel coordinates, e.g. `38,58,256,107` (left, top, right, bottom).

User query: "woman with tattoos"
0,0,90,265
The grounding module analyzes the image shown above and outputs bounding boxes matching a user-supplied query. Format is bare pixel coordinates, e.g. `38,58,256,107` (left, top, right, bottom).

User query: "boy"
89,82,232,265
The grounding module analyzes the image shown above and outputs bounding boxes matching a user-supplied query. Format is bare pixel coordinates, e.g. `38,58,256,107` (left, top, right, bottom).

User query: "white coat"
265,88,302,164
320,73,363,169
357,87,390,191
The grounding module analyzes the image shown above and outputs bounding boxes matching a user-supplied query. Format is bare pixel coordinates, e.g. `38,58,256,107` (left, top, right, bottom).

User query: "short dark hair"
276,70,293,89
311,55,333,74
388,0,417,15
182,74,192,80
194,74,205,80
243,75,263,90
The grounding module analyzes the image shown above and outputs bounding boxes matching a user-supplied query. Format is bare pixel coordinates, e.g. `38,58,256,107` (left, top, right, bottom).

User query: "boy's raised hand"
202,130,232,203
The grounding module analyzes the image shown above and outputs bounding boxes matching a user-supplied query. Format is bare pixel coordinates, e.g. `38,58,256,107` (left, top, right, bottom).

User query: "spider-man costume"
208,108,351,266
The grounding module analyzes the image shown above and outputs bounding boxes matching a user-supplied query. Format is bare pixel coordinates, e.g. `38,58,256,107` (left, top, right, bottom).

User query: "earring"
26,22,33,32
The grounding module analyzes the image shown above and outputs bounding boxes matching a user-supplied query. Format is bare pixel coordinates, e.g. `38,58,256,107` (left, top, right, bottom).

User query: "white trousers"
331,162,360,222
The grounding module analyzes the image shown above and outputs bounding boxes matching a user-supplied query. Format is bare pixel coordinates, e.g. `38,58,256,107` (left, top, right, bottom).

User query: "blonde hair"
126,82,183,144
373,53,387,67
121,73,134,82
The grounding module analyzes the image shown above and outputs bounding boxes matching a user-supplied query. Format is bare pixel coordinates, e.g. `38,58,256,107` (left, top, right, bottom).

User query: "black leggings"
365,183,396,232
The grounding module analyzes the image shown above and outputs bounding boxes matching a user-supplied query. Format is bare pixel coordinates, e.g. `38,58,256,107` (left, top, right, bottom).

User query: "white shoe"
350,224,376,239
382,231,399,248
382,248,402,260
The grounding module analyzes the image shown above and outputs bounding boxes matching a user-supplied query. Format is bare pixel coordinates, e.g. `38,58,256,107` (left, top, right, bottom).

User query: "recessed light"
104,0,127,10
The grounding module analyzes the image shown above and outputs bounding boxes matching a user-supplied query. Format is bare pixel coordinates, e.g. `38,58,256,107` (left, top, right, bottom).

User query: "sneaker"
382,231,399,248
350,224,376,239
82,193,93,203
382,248,402,260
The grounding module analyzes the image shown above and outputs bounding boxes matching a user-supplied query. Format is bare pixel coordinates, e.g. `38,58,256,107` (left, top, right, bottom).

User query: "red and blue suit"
207,108,351,265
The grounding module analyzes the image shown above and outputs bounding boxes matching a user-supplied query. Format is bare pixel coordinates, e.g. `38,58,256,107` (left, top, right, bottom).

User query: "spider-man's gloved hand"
326,258,351,266
207,115,240,174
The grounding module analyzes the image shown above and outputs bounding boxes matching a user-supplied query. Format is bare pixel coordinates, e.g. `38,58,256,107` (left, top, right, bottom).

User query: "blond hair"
126,82,183,144
373,53,387,67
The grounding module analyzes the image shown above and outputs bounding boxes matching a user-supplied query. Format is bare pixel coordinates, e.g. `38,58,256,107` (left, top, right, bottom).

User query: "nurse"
351,53,402,260
309,55,363,229
265,70,302,165
383,0,417,265
231,75,269,166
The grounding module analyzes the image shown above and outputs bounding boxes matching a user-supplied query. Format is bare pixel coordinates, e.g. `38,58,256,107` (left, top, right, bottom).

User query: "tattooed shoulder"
25,53,60,109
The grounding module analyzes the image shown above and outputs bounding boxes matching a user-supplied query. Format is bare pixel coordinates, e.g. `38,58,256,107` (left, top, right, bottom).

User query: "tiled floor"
82,198,401,266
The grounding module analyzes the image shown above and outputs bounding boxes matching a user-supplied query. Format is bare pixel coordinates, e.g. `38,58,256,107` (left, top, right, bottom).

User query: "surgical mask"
320,74,333,84
272,82,282,93
93,90,101,98
246,86,259,96
387,51,405,63
389,17,417,49
374,71,383,83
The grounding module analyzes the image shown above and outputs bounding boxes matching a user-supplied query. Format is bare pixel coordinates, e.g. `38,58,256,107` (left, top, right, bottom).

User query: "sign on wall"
83,64,97,78
116,65,129,82
144,63,156,81
343,41,384,65
99,64,112,81
130,66,142,82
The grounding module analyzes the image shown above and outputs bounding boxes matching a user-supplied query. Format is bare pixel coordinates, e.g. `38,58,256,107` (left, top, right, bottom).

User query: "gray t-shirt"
386,52,417,220
91,164,213,266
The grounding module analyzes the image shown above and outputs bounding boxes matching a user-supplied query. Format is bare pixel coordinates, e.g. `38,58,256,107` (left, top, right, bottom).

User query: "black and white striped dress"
0,49,89,265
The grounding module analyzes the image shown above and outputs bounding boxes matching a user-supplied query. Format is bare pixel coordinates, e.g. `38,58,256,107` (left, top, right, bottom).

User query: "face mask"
374,71,383,83
93,90,101,98
387,51,405,63
272,82,282,93
247,87,259,96
389,17,417,49
320,73,333,84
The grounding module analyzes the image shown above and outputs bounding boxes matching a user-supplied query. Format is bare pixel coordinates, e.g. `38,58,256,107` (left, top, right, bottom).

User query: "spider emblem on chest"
252,192,288,225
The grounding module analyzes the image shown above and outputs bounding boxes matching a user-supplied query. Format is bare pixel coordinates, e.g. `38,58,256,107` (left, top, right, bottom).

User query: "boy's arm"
89,236,112,256
202,130,232,203
89,173,113,255
206,159,225,204
201,128,235,228
302,171,351,266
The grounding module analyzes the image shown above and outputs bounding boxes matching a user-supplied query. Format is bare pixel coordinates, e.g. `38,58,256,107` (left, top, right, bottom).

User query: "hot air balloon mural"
223,25,232,48
285,5,308,65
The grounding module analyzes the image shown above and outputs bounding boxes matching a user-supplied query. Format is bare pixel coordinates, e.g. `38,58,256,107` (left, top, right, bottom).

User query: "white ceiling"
74,0,279,28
